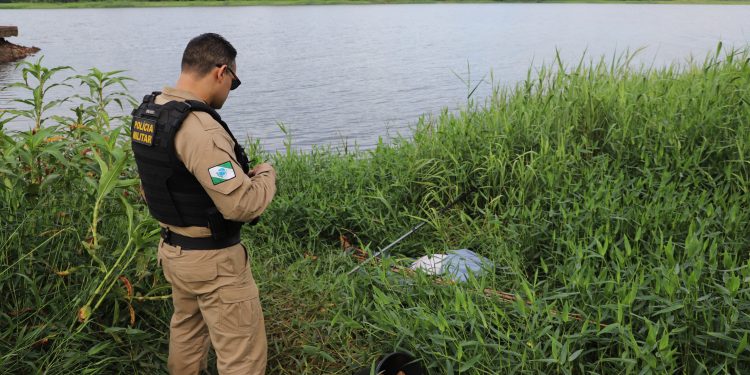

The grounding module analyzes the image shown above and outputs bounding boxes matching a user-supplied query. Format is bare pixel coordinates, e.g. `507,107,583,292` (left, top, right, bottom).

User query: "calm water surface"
1,4,749,151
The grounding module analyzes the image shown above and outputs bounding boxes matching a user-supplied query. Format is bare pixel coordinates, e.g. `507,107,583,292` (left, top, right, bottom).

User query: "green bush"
1,46,749,373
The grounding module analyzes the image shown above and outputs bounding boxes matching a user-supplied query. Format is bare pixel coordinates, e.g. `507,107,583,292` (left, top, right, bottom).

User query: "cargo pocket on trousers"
175,263,218,283
218,285,260,330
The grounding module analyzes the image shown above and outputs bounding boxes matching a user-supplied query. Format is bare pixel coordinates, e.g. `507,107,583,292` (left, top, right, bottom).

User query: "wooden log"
0,26,19,39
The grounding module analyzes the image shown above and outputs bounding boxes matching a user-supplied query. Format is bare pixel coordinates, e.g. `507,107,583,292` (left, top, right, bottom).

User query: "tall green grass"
1,46,748,374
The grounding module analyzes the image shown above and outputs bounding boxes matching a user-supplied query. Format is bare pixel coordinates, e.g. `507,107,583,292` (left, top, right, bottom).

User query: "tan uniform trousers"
158,240,267,375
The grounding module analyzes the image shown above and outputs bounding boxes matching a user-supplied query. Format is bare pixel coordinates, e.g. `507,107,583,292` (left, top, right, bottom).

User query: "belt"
160,227,241,250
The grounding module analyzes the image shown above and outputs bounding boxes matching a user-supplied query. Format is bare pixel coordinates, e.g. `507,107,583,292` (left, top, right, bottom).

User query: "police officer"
131,33,275,374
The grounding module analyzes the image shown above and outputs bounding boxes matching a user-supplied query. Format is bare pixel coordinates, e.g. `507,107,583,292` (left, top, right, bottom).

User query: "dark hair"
181,33,237,76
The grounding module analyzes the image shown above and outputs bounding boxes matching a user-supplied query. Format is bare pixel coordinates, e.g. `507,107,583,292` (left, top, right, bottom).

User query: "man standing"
131,33,275,374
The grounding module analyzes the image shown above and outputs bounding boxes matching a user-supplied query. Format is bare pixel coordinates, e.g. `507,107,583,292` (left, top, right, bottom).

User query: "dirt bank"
0,38,40,63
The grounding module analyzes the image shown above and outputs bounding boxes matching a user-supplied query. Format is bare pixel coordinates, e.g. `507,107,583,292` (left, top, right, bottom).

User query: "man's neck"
175,74,211,105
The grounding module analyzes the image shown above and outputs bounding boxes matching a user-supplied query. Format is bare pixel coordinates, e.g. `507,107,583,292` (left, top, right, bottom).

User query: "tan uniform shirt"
154,87,276,238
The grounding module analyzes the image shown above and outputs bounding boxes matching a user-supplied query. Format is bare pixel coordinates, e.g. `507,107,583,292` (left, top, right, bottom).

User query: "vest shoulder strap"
184,100,220,121
143,91,162,104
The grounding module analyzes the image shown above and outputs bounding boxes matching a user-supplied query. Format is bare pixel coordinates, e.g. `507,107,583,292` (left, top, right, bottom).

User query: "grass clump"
1,46,749,374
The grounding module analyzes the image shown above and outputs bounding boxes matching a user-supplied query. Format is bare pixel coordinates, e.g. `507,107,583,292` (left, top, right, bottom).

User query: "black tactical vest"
130,91,251,239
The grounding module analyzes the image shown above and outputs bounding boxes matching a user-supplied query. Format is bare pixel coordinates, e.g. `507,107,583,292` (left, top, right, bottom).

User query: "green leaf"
653,303,683,316
598,323,621,336
120,195,135,234
458,354,483,372
91,156,108,183
658,332,670,351
301,345,335,362
568,348,584,362
736,333,748,356
87,341,111,356
96,154,128,200
706,331,736,342
125,328,145,335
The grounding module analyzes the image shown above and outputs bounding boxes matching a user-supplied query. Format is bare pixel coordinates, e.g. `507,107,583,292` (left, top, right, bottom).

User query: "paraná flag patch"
208,161,236,185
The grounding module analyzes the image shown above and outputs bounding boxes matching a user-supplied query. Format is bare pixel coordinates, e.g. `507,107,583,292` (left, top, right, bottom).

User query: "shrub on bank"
1,48,749,373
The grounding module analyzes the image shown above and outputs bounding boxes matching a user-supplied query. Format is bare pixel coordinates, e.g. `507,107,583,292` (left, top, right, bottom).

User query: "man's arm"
174,116,276,223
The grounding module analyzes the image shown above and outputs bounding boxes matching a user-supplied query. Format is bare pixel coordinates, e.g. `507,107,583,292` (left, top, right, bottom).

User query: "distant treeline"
0,0,221,2
0,0,737,10
0,0,724,4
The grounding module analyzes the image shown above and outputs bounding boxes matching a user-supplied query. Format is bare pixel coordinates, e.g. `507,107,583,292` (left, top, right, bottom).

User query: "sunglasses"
216,64,241,90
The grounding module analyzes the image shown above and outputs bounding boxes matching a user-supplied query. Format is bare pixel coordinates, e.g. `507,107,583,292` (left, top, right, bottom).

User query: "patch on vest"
132,117,156,146
208,162,236,185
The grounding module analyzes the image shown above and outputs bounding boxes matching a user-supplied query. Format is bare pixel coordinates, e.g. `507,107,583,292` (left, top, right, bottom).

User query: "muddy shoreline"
0,38,40,63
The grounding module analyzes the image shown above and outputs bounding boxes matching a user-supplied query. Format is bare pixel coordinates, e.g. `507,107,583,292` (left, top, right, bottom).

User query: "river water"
1,4,749,151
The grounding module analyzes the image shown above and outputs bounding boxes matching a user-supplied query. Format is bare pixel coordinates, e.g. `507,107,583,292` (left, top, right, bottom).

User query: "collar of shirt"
161,86,206,103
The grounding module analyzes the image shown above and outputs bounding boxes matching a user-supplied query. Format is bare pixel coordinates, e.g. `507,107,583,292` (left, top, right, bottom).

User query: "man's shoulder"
152,90,222,133
184,110,222,132
175,109,234,151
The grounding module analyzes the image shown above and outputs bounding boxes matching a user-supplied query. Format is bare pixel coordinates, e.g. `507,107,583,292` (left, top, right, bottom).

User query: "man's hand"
249,162,274,177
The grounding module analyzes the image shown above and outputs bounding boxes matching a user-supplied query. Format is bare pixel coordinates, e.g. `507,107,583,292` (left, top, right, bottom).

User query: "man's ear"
215,65,228,84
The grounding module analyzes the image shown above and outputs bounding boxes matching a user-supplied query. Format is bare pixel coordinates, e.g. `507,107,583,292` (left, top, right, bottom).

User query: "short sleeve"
192,136,245,195
174,119,244,195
